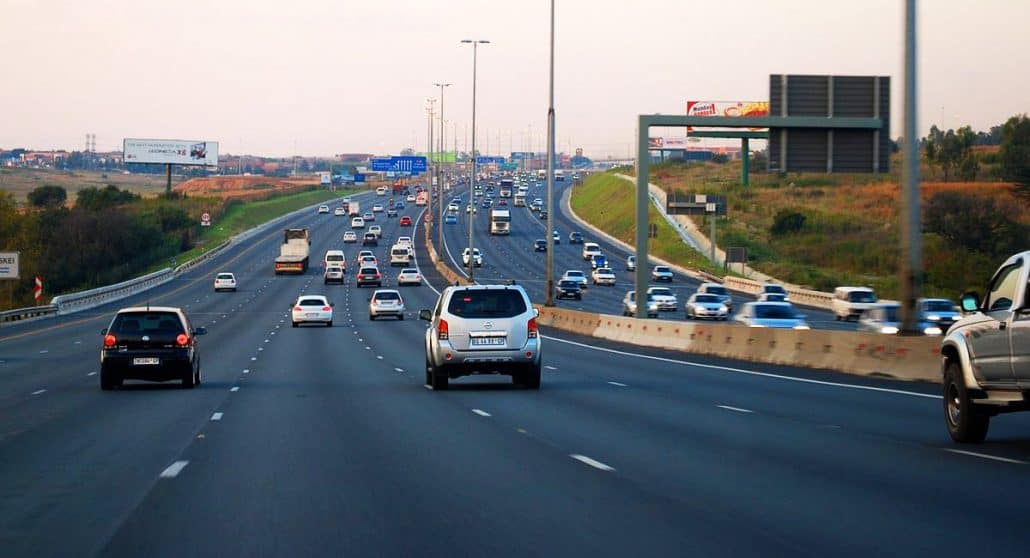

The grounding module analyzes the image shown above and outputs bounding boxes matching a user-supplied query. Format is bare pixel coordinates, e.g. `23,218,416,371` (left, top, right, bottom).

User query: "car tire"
292,321,298,328
327,320,332,327
100,367,119,390
521,364,541,389
181,365,196,389
399,315,404,321
944,361,990,443
369,314,375,321
430,367,449,391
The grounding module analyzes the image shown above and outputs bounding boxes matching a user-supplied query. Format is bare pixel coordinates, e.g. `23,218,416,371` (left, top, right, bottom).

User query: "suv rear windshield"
447,289,528,318
848,291,877,303
374,291,400,300
111,312,184,334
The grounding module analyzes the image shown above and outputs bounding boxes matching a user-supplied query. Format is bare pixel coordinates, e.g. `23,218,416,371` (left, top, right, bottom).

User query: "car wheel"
100,366,119,390
181,365,196,389
327,320,332,327
430,366,449,391
944,361,990,443
292,321,298,328
369,314,375,321
398,314,404,321
520,364,542,389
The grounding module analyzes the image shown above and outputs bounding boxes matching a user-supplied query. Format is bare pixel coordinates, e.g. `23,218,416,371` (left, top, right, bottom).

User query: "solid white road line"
607,381,628,387
717,405,754,414
210,412,223,421
542,335,941,400
472,409,492,417
159,460,189,478
944,449,1027,465
570,454,616,472
31,389,46,395
230,386,240,392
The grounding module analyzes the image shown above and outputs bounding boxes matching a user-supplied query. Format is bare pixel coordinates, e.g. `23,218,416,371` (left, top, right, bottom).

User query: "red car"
498,199,508,206
399,216,413,226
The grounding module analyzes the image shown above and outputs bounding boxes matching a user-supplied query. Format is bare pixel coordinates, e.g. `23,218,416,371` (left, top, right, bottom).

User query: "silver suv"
419,284,541,390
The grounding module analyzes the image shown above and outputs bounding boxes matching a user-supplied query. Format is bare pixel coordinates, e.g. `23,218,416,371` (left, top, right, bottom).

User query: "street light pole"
426,98,436,231
461,39,489,283
544,0,557,306
434,83,452,255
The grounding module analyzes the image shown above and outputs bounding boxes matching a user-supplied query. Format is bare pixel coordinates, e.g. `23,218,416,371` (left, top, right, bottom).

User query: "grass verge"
570,173,722,276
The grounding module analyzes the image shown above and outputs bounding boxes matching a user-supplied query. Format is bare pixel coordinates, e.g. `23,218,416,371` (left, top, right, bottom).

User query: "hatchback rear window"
111,312,183,334
374,291,400,300
299,299,326,307
217,273,234,280
447,289,528,318
360,267,378,275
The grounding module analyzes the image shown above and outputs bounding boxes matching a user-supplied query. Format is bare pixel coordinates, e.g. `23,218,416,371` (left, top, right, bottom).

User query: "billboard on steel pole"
123,138,219,166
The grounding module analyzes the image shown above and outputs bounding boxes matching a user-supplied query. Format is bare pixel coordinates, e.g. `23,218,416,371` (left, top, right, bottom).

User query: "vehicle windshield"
849,291,878,303
447,289,528,318
597,268,613,274
753,305,799,319
706,286,727,296
559,281,579,289
650,288,673,296
765,285,786,294
655,267,670,273
695,294,720,303
923,300,954,312
565,271,584,278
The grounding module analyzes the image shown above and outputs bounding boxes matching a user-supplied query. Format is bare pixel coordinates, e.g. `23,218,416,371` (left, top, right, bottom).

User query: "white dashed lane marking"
159,461,189,478
717,405,754,414
944,449,1027,465
31,389,46,395
570,454,616,472
472,409,491,417
230,386,240,392
211,412,224,421
607,381,628,387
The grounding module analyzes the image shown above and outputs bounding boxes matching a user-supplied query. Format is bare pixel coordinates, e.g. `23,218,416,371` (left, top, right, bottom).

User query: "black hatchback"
100,306,205,390
533,239,547,252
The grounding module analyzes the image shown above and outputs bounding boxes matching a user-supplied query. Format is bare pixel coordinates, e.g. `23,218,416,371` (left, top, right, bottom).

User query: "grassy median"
569,173,722,275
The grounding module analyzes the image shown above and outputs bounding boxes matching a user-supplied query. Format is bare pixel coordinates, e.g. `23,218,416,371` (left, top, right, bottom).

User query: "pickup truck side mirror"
960,291,980,313
419,309,432,321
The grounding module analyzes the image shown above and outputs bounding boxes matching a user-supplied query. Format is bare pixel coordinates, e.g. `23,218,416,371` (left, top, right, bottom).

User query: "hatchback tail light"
294,306,303,312
176,333,190,347
438,319,449,340
528,317,538,339
376,272,381,279
322,306,331,311
103,334,117,347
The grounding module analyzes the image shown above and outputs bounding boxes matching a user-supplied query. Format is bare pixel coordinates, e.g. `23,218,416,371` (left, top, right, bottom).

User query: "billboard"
123,138,219,166
648,137,693,150
686,101,769,131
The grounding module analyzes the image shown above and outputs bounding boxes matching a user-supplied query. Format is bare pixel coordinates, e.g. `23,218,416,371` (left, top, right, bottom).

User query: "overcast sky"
1,0,1027,158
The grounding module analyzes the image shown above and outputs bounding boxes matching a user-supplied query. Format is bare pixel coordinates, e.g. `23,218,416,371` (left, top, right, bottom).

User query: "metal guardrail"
0,304,59,326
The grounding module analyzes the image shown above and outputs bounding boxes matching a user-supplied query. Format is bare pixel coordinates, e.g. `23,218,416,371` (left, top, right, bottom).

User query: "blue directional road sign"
371,156,427,173
354,173,365,183
476,156,505,165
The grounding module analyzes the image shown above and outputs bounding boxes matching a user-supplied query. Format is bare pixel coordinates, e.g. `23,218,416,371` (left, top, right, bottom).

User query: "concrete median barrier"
537,305,940,383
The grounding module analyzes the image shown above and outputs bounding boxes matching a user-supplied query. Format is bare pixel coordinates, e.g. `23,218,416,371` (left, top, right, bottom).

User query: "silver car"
651,265,674,282
561,270,589,288
647,286,678,312
685,293,728,320
369,289,405,320
697,282,733,312
733,302,809,329
419,285,541,390
857,303,943,336
622,290,658,318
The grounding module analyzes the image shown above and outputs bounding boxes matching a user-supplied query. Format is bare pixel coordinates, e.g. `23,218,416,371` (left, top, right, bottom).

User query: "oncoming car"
318,205,330,214
100,306,206,389
685,293,729,320
291,295,334,327
419,284,541,390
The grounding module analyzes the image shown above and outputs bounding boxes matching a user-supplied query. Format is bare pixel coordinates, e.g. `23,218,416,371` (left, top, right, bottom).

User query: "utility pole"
461,39,489,282
544,0,557,306
899,0,922,334
434,83,452,254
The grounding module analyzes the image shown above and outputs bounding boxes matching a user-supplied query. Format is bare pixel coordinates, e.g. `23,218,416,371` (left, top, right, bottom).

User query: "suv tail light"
438,318,449,340
528,317,538,339
376,272,381,279
103,334,117,347
176,333,190,347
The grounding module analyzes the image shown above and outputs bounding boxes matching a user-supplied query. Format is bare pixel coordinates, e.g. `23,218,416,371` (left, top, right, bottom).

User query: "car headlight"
881,326,900,334
719,305,728,312
793,324,810,330
926,315,940,321
748,324,766,328
923,326,942,336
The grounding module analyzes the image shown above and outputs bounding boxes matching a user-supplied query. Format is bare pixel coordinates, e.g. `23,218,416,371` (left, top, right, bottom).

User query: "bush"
770,210,806,235
924,190,1026,258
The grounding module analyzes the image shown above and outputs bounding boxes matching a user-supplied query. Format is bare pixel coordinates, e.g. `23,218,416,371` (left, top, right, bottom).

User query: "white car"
343,231,358,243
334,207,346,216
561,270,588,288
647,286,678,312
323,266,344,284
582,242,602,261
351,217,365,229
447,203,460,213
651,265,674,282
359,255,378,268
591,267,616,286
369,225,383,238
318,205,330,214
372,203,384,212
213,272,237,292
465,204,477,214
396,236,412,249
462,248,483,267
397,267,423,286
685,293,729,320
323,250,346,272
407,194,417,202
369,289,405,320
291,295,334,327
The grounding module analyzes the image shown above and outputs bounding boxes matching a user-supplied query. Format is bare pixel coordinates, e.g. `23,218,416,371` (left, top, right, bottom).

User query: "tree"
999,114,1030,190
27,185,67,209
924,125,976,182
76,185,139,211
711,153,730,164
925,191,1026,257
400,148,416,156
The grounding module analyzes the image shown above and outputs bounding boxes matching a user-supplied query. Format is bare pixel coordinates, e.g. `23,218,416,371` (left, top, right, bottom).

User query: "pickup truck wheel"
944,361,989,443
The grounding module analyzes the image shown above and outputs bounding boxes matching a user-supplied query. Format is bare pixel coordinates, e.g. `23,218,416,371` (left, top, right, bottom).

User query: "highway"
438,179,856,331
2,188,1030,557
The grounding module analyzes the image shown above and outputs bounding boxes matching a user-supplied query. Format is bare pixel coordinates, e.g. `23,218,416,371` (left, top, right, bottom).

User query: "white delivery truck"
490,209,511,235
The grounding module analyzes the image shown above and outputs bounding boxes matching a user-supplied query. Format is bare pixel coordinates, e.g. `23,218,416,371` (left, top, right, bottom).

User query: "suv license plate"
133,357,160,365
471,337,506,347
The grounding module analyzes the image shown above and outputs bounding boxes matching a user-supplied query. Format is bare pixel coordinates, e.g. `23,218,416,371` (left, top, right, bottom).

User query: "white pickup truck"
941,250,1030,443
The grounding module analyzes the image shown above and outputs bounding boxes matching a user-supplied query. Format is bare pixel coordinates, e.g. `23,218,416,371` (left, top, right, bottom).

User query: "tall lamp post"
544,0,557,306
434,83,452,254
426,98,436,229
461,39,489,282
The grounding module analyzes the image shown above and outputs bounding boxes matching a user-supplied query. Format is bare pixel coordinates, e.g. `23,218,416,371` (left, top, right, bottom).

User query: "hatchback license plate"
133,357,160,366
471,337,506,347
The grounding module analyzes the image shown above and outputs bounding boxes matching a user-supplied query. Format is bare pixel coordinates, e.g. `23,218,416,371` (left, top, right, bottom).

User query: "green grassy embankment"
156,188,352,270
569,173,722,276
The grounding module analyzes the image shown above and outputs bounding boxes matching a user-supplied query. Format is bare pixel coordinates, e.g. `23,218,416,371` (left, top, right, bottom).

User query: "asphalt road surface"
2,188,1029,558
